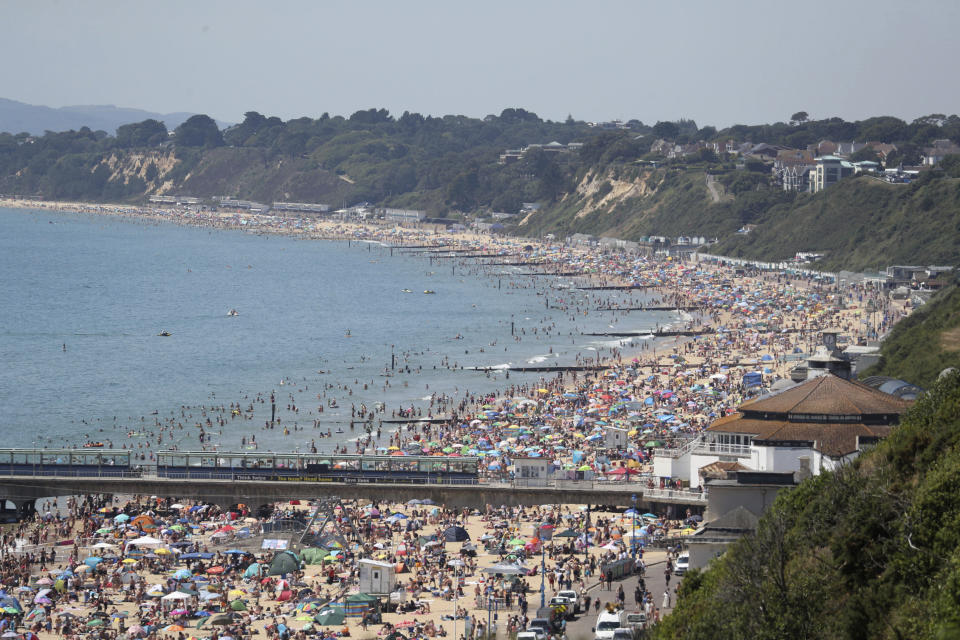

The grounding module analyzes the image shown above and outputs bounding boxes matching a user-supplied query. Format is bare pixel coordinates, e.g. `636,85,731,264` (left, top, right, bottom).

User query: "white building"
358,559,396,595
653,374,909,489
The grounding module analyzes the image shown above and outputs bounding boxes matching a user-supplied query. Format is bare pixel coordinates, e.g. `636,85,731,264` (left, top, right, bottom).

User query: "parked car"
673,552,690,576
556,589,582,614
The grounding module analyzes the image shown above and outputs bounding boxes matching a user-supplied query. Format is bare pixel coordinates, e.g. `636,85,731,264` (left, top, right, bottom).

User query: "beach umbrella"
86,619,105,628
230,599,247,611
210,614,234,626
173,569,193,580
114,513,130,523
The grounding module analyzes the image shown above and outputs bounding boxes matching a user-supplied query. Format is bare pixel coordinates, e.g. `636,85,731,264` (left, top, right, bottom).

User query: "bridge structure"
0,472,705,517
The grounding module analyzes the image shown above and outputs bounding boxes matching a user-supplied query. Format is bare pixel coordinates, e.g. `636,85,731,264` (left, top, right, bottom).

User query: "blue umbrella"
224,550,248,555
173,569,193,580
84,557,103,568
114,514,130,523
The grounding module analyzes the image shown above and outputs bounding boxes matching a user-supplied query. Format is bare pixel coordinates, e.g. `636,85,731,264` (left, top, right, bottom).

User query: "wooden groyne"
595,306,701,312
582,329,711,338
576,285,653,290
520,271,583,276
471,365,611,373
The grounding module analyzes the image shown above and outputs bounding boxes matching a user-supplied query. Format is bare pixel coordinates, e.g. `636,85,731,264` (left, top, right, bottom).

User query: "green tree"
174,114,224,148
791,111,809,125
115,119,168,148
653,121,680,140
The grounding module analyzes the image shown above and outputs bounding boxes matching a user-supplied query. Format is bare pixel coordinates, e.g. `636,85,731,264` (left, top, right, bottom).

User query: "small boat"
227,309,239,317
424,290,436,295
158,330,171,337
345,330,352,338
401,289,413,293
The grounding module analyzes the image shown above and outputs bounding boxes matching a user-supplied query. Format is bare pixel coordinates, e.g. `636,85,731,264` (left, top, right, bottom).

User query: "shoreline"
0,197,910,481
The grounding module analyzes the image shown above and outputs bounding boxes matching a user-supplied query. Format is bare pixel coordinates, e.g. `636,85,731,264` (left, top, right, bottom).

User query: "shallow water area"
0,207,679,454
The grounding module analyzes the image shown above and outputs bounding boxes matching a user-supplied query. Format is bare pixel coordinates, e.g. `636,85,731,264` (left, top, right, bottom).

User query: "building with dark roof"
653,374,910,489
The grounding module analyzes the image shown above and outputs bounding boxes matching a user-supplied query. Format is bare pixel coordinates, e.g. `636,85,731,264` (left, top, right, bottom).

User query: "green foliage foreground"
652,370,960,640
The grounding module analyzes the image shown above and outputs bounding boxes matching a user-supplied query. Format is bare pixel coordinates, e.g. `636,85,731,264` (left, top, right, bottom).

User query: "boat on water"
227,309,239,317
345,329,352,338
424,290,436,295
401,289,413,293
158,330,171,337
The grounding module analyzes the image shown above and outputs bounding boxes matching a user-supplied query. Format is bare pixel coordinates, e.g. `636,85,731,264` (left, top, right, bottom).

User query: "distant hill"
0,97,231,135
2,106,960,273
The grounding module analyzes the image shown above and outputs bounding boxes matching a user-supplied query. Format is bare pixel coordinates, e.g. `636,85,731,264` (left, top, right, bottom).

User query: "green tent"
314,607,346,626
343,592,379,617
301,547,330,565
268,550,302,576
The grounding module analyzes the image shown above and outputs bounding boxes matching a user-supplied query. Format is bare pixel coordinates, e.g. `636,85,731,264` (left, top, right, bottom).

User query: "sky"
2,0,959,129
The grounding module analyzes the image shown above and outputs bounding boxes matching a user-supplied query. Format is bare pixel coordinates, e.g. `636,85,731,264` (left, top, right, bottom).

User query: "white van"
593,610,624,640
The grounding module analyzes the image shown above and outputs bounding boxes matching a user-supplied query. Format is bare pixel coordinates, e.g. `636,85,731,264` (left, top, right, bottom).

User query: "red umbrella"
206,566,225,575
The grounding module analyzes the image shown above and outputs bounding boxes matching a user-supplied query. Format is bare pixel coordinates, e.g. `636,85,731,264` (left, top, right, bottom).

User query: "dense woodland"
2,109,960,270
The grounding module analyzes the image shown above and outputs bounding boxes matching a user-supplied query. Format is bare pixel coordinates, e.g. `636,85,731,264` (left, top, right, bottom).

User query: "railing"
692,442,752,456
0,469,146,478
642,487,706,503
652,437,701,459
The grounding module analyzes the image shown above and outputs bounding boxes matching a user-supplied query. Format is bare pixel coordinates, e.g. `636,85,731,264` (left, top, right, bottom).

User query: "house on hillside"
835,141,867,157
809,155,855,192
923,139,960,166
774,149,816,191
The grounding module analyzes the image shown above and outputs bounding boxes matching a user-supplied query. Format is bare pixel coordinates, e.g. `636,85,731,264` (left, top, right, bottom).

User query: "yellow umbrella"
538,388,549,393
228,589,245,599
155,548,172,555
122,558,138,564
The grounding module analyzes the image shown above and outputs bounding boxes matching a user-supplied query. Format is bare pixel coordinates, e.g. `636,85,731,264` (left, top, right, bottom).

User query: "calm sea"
0,207,678,454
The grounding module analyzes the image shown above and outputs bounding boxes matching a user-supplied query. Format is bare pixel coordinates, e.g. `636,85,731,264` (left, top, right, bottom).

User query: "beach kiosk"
358,559,396,595
604,426,629,450
513,456,551,487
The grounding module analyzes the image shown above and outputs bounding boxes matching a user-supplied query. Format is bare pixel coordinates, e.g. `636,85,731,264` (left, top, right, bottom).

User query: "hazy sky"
3,0,958,128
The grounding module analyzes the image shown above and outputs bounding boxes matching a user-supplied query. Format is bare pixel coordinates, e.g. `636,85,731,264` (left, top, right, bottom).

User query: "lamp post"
540,536,547,608
450,559,465,640
486,584,498,640
631,494,637,562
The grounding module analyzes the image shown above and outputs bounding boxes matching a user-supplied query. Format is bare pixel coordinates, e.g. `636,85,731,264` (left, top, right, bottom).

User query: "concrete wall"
0,476,704,512
703,483,789,521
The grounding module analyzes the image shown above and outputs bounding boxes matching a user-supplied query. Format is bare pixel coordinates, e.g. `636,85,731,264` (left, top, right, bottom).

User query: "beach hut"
358,559,396,595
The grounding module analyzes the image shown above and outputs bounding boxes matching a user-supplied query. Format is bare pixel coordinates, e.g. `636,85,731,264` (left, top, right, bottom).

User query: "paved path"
705,173,721,203
556,549,679,640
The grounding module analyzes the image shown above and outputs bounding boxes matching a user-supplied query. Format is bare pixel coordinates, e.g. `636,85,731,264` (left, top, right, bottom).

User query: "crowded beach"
0,197,912,640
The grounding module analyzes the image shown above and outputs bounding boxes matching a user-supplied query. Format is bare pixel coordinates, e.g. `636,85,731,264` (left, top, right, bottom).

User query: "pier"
0,474,706,512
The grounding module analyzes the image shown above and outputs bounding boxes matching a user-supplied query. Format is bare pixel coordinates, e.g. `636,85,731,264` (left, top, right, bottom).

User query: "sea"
0,207,681,455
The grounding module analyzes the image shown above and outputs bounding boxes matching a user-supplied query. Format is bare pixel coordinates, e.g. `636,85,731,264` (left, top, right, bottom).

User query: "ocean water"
0,207,679,454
